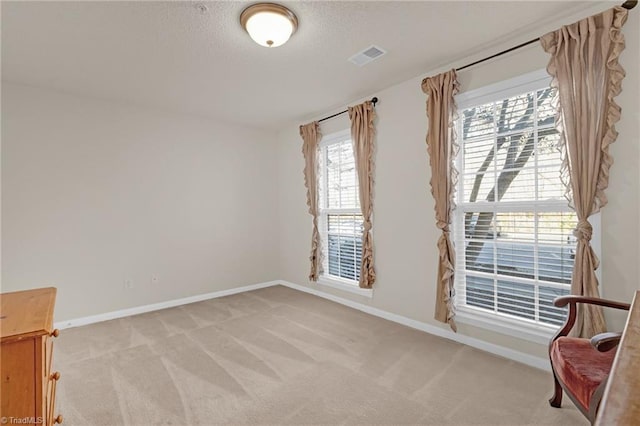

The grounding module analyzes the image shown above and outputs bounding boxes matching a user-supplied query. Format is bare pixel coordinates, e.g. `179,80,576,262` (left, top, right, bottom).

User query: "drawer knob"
51,329,60,338
54,414,63,424
51,371,61,381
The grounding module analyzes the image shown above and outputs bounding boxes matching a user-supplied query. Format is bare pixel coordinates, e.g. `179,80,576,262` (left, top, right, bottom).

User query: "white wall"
276,9,639,359
2,4,637,362
1,83,279,321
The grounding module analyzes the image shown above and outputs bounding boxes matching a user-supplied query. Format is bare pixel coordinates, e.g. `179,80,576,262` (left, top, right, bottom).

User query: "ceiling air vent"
348,45,387,67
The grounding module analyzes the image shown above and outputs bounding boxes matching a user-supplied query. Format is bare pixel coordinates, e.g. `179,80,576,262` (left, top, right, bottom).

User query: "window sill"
317,276,373,298
455,306,557,345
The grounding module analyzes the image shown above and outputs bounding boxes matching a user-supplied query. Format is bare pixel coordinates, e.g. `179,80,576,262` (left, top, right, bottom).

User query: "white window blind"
455,71,581,328
319,132,363,283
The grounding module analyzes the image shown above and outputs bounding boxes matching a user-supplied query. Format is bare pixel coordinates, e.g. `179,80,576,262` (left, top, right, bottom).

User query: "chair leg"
549,371,563,408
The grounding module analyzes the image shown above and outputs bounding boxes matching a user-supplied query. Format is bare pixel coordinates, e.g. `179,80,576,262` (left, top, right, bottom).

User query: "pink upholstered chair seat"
548,296,630,422
550,336,616,411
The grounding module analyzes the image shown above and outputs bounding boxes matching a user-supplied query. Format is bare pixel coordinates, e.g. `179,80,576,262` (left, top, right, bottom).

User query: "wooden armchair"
548,296,630,424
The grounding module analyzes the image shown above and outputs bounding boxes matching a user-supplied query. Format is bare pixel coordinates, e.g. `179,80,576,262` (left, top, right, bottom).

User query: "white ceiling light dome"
240,3,298,48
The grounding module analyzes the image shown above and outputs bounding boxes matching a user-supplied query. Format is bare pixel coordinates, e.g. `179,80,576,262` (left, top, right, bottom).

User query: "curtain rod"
317,97,378,123
456,0,637,72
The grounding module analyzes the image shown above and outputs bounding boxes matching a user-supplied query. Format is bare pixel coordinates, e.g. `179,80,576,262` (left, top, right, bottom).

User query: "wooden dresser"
1,287,62,425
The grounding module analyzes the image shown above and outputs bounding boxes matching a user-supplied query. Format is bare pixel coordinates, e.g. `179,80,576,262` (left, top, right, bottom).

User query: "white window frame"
317,129,372,298
453,69,601,344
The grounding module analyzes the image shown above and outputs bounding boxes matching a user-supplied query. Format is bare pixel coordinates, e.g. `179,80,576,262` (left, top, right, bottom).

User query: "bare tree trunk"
464,99,510,231
465,133,536,265
463,88,554,267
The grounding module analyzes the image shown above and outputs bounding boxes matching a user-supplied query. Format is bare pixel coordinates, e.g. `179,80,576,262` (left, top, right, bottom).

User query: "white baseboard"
54,278,549,372
53,280,280,330
277,280,550,372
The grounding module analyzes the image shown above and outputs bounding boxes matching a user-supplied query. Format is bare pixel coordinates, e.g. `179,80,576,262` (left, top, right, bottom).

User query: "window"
454,70,588,334
318,130,363,284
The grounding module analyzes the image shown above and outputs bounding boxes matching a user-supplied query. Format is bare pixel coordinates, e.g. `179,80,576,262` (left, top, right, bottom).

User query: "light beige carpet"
54,285,584,425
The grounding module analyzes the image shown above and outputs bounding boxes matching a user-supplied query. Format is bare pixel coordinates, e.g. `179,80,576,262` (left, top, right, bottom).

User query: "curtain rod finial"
371,97,378,106
622,0,637,9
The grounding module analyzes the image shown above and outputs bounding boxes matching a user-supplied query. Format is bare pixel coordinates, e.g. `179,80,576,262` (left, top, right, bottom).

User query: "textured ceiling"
1,1,612,130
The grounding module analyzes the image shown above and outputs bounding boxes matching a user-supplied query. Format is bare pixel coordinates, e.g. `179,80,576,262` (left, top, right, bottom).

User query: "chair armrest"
553,296,631,311
590,332,623,352
550,296,630,344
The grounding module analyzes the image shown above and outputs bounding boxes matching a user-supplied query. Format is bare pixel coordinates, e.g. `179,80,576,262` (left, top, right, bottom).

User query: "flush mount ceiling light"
240,3,298,48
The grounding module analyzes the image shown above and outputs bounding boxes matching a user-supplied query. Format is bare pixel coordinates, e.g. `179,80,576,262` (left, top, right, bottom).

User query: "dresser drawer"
46,374,62,425
47,376,53,424
43,335,53,379
39,331,60,425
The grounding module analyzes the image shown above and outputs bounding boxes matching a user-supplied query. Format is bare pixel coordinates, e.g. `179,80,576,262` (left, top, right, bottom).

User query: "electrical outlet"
151,275,159,285
124,279,133,290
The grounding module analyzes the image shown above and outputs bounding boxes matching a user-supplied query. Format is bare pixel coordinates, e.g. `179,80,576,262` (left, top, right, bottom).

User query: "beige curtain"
422,70,459,332
541,7,628,338
300,122,323,281
348,101,377,289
